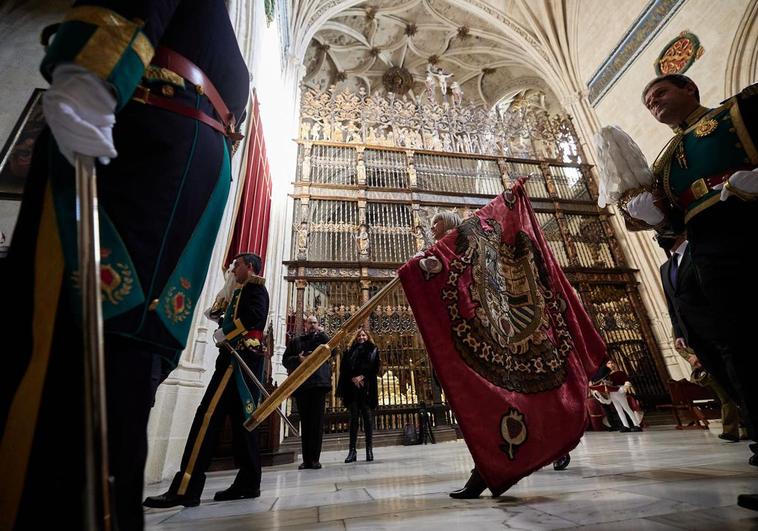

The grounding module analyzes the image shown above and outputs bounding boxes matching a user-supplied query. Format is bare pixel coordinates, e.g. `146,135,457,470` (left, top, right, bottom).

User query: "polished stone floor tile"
145,428,758,530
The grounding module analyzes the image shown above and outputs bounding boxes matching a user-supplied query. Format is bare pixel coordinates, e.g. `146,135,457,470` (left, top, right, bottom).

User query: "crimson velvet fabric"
398,181,606,495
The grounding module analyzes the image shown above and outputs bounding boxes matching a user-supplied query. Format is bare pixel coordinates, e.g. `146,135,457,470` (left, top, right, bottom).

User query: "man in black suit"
658,235,741,441
283,316,332,470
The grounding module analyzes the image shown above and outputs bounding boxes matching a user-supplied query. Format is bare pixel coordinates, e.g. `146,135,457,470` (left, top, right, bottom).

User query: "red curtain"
225,91,272,272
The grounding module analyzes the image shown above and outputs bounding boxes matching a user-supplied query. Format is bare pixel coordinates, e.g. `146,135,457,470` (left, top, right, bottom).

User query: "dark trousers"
688,200,758,438
168,352,262,500
348,399,373,449
295,388,327,465
8,323,157,531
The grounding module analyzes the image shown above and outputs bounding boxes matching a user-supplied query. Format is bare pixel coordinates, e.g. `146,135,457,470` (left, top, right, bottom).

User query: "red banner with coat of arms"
398,181,606,494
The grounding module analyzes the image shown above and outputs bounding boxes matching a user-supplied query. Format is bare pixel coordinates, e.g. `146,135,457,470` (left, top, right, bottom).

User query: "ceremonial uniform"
0,2,248,529
651,84,758,435
283,330,332,468
146,274,269,506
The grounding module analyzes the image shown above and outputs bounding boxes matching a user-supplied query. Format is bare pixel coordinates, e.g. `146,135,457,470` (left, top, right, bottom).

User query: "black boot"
345,448,357,463
366,446,374,462
553,454,570,471
449,468,487,499
143,491,200,508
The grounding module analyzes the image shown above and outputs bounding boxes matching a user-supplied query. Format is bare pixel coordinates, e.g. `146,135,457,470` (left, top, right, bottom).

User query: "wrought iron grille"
310,145,357,185
564,214,616,268
580,284,668,406
365,149,409,189
504,161,549,198
550,165,591,201
414,153,501,195
535,212,571,268
306,200,359,262
366,203,415,263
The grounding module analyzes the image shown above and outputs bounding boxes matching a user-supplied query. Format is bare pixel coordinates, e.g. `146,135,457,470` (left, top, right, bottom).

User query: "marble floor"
144,426,758,530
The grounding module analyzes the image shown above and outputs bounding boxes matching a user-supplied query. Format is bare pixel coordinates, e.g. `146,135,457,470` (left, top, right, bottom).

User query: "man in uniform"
623,74,758,509
283,316,332,470
0,2,249,529
144,253,269,508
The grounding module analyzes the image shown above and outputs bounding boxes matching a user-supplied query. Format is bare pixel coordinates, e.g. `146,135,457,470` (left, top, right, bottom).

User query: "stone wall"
0,0,67,147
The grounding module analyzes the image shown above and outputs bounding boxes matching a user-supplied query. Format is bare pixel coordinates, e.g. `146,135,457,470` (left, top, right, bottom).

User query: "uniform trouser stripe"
177,363,234,496
0,184,64,530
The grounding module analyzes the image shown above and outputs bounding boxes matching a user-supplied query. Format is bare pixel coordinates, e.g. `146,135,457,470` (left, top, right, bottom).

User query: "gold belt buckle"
133,86,150,104
690,178,708,199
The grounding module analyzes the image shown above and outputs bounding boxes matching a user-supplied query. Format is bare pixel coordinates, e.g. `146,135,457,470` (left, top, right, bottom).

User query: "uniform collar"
671,105,710,134
238,274,265,287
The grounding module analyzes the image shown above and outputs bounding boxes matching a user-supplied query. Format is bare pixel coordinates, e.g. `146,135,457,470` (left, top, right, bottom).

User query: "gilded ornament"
693,117,718,137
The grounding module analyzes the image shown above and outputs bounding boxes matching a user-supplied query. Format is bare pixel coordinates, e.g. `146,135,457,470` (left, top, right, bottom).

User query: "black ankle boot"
449,468,487,499
345,448,357,463
366,447,374,462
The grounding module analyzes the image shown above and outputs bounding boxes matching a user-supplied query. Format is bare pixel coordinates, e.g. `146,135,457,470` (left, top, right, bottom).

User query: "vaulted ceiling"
294,0,563,110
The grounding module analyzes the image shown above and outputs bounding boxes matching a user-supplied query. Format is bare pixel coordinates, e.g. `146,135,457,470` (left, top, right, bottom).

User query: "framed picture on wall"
0,197,22,257
0,88,46,199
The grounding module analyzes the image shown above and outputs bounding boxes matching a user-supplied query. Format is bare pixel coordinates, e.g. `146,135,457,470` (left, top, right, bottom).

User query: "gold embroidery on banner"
444,219,574,393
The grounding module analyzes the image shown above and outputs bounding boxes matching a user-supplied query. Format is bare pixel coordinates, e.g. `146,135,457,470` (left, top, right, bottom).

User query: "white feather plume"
593,125,654,207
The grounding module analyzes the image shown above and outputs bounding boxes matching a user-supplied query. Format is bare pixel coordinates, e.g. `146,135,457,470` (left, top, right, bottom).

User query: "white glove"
713,168,758,201
42,63,118,166
625,191,664,225
213,328,226,346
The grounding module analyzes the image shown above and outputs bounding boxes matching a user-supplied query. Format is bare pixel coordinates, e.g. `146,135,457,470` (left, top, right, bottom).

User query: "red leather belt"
133,86,234,138
134,47,243,141
678,166,751,209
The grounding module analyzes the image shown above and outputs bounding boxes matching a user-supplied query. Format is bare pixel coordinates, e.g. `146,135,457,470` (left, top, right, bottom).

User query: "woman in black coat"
337,328,380,462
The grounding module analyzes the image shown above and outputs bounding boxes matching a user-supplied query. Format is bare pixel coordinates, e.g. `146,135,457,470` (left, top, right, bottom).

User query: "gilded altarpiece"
285,87,669,437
